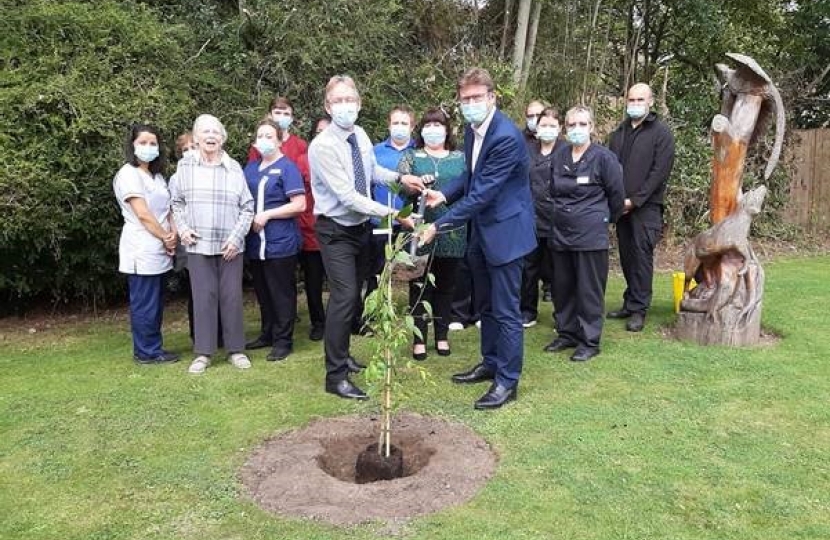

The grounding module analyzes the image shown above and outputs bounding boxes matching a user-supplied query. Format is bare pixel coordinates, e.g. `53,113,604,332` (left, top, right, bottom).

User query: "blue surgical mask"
274,116,293,130
390,125,410,142
566,128,590,146
626,104,647,119
183,149,199,160
134,144,159,163
535,127,560,142
331,102,359,129
461,102,489,125
255,139,277,156
526,117,538,132
421,125,447,147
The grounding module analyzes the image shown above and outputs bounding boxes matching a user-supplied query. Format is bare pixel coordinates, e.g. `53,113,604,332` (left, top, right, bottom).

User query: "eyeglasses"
458,93,490,105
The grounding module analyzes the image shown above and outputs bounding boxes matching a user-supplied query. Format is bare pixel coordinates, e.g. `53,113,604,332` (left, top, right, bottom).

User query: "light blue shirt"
308,123,399,226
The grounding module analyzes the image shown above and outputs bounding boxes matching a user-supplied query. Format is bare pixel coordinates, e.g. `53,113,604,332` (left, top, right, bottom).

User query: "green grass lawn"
1,256,829,540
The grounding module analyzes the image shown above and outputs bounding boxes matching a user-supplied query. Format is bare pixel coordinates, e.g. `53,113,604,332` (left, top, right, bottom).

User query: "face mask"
183,149,198,159
627,104,647,119
330,102,358,129
526,117,538,132
255,139,277,156
134,144,159,163
567,128,590,146
461,102,489,125
421,125,447,146
274,116,293,130
535,127,560,142
390,125,410,142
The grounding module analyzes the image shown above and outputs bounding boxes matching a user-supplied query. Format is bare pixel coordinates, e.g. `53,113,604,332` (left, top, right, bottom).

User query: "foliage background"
0,0,827,309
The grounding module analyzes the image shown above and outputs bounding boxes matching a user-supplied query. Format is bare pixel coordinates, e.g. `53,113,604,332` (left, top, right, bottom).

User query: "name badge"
576,176,590,185
268,168,282,175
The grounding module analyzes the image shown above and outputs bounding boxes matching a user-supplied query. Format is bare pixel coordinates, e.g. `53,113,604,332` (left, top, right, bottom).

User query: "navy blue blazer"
434,109,536,266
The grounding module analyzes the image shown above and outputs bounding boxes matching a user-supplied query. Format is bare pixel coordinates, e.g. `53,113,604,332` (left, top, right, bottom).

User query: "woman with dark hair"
113,123,179,365
398,107,466,360
243,119,306,361
521,106,563,327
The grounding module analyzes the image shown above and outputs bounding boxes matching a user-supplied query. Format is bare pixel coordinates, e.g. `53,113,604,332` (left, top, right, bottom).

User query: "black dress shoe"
570,347,600,362
325,378,369,400
543,338,577,353
245,336,271,350
412,348,427,361
474,383,517,410
308,325,325,342
266,346,291,362
346,356,366,373
133,351,179,365
606,308,632,319
626,313,645,332
451,362,495,384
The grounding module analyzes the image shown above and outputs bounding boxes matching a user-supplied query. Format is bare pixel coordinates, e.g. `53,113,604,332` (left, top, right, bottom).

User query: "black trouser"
520,237,554,320
352,231,387,331
409,255,460,345
450,252,479,325
552,249,609,350
299,250,326,330
616,204,663,314
249,255,298,351
315,216,372,383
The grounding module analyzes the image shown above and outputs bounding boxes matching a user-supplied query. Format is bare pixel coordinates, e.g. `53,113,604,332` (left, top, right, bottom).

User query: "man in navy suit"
421,67,536,410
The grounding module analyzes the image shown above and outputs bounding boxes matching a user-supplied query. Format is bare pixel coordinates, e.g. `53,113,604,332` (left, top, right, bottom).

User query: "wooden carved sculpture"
676,54,784,346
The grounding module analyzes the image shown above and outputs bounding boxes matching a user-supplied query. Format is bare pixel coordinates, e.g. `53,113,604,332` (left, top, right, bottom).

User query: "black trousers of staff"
450,251,479,326
409,255,460,345
249,255,299,352
520,236,554,321
552,249,609,350
616,204,663,315
299,250,326,331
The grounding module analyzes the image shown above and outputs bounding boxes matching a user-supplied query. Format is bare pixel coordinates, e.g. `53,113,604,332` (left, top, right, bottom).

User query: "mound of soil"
240,413,497,526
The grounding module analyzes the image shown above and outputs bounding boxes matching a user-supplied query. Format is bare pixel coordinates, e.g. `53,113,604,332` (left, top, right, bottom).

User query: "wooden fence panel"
786,129,830,232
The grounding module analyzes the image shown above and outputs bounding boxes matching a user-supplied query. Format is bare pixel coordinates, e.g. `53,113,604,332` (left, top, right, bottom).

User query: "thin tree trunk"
500,0,515,61
520,0,542,90
581,0,603,103
659,65,670,117
512,0,532,86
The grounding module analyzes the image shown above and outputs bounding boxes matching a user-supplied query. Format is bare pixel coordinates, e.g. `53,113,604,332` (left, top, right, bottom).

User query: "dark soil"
354,442,405,484
240,413,497,526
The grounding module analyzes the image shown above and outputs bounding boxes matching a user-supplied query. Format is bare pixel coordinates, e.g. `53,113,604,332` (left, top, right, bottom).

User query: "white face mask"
421,125,447,146
535,126,560,142
134,144,159,163
330,102,359,129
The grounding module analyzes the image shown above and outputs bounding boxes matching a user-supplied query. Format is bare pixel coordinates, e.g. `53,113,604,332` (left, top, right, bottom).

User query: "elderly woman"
244,119,306,361
544,106,625,362
399,107,466,361
113,123,178,365
170,114,255,374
